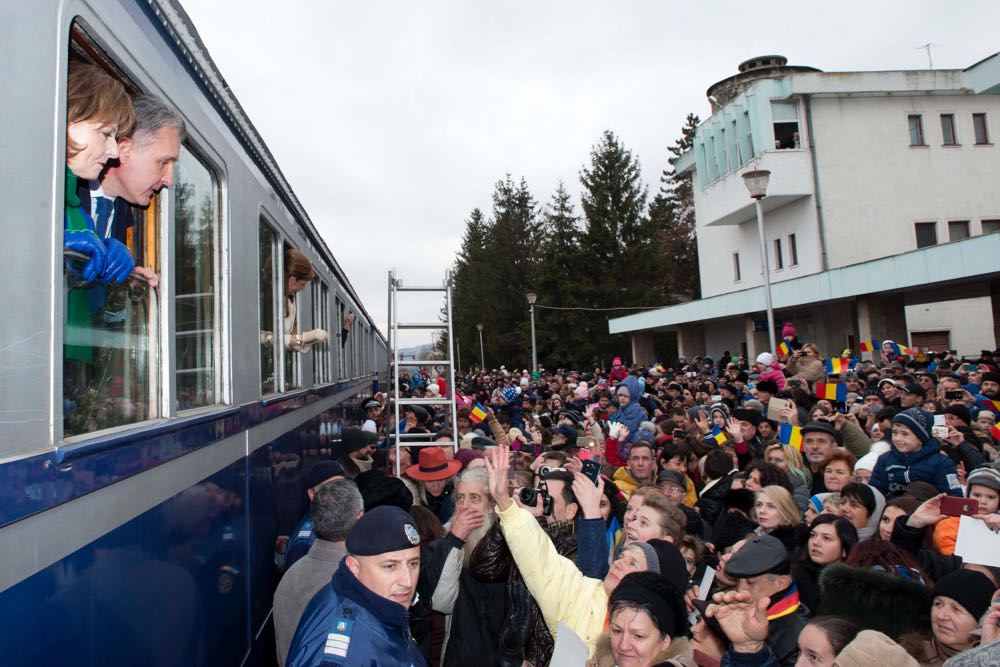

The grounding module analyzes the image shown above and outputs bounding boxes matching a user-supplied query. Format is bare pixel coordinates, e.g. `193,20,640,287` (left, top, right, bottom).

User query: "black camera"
518,483,554,516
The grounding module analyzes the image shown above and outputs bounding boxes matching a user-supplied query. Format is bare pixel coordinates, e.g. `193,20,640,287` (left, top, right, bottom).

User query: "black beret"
732,408,762,427
800,421,836,438
341,427,377,453
982,372,1000,385
345,505,420,556
304,460,345,491
725,535,790,578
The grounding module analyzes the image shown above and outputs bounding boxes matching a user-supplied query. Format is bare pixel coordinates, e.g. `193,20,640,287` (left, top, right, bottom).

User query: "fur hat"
835,630,918,667
818,563,932,640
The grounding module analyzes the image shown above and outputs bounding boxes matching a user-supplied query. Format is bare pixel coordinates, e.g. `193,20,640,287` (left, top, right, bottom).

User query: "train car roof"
147,0,386,344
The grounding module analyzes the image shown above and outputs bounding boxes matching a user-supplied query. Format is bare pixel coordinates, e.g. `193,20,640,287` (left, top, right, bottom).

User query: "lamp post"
742,169,777,354
526,292,538,373
476,323,484,370
455,336,461,375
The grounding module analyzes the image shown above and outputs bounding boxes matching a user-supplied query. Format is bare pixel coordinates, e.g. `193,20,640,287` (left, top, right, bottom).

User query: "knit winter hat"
782,323,797,338
756,352,775,366
967,463,1000,493
835,630,918,667
891,408,934,446
932,569,996,622
943,404,971,425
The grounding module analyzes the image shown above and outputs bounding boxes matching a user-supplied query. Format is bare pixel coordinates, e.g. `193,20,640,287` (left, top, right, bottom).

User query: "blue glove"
64,229,108,283
102,238,135,284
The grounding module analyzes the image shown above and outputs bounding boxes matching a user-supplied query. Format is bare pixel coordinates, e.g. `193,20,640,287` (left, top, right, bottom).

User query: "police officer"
283,461,345,571
286,506,426,666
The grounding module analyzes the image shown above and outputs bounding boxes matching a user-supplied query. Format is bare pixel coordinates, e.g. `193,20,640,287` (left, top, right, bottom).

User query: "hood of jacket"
589,633,694,667
887,435,943,465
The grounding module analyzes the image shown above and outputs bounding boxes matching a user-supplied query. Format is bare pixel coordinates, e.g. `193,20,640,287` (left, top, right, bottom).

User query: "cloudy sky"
179,1,997,347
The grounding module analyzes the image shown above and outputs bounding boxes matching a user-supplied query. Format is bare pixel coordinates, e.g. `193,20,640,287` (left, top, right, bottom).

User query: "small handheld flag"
991,424,1000,442
777,341,791,358
778,424,803,449
470,403,488,423
978,398,1000,415
815,382,847,402
706,427,728,446
859,340,878,352
824,358,853,374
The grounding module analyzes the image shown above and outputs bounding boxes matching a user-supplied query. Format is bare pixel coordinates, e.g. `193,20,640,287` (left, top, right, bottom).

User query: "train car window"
335,297,345,379
282,242,300,391
259,221,278,395
311,280,331,384
173,145,221,409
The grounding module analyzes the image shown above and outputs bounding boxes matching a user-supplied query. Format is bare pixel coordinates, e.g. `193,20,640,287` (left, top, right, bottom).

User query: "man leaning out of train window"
77,93,187,288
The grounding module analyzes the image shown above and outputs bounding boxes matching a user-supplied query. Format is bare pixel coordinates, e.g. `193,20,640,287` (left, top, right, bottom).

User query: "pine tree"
448,207,493,367
649,113,701,303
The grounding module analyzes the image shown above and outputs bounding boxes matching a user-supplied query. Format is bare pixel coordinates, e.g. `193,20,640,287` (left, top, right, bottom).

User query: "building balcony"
698,149,814,227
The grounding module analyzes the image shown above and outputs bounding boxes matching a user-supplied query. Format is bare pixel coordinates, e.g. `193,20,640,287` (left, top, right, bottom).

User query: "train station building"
611,52,1000,362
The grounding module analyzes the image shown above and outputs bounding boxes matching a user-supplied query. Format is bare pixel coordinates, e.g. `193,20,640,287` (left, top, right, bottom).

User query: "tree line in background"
441,114,701,371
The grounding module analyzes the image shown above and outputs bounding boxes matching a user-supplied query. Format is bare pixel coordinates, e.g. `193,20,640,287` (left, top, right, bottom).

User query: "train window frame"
259,217,281,396
310,278,331,385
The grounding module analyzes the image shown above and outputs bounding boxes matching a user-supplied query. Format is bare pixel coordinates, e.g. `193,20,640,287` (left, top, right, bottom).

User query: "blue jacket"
869,437,962,498
284,514,315,571
613,375,646,443
287,559,426,667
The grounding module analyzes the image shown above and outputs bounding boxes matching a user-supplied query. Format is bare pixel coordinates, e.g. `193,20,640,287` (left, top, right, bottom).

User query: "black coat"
791,558,824,617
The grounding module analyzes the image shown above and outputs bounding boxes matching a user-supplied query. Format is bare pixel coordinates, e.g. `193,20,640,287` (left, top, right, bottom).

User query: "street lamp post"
476,323,484,370
742,169,777,354
526,292,538,373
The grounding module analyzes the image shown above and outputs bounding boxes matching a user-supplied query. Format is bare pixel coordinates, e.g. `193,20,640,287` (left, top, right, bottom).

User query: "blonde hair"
66,62,134,157
802,343,822,360
754,485,801,527
764,443,810,478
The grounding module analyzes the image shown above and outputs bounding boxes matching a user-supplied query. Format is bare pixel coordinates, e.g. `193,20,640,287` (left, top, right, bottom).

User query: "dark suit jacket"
75,179,140,261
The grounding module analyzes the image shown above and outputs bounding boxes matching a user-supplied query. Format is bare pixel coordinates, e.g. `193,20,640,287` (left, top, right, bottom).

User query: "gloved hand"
64,229,107,283
301,329,329,344
101,238,135,283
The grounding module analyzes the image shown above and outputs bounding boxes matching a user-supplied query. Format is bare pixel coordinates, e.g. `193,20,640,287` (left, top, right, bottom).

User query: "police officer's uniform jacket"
286,558,426,667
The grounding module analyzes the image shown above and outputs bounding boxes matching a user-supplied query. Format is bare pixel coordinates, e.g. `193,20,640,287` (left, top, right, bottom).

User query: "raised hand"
571,472,605,520
483,443,512,510
907,493,948,529
705,589,770,651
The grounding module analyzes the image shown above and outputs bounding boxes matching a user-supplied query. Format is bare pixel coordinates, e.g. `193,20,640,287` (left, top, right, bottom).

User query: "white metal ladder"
387,269,458,475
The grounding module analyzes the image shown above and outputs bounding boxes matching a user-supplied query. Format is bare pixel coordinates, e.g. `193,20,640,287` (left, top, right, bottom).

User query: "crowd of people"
275,330,1000,667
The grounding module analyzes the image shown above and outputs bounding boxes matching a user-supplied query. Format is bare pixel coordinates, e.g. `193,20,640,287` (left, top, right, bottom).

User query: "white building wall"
905,296,996,356
810,94,1000,268
703,316,746,361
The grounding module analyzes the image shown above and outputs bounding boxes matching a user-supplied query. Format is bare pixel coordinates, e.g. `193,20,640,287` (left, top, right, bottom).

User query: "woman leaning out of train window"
63,62,136,285
281,248,328,351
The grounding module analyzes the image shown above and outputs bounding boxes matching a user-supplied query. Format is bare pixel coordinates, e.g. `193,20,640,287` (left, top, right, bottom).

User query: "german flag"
778,424,803,449
815,382,847,402
824,358,852,374
470,402,488,423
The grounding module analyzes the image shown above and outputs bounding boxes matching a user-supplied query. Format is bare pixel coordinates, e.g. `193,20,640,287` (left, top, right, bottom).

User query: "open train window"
63,22,159,438
311,279,331,384
259,220,279,395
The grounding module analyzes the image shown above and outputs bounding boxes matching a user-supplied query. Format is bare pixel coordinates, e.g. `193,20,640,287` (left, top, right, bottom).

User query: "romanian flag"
859,340,878,352
778,424,803,450
655,363,666,374
470,402,488,423
978,398,1000,415
815,382,847,402
777,341,791,358
991,424,1000,442
824,358,853,374
886,342,917,356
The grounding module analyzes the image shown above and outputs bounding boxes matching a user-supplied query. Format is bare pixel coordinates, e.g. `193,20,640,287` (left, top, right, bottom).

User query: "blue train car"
0,1,387,664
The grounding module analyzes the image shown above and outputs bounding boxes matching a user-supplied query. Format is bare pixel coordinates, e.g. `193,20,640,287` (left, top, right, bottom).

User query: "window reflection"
260,222,277,395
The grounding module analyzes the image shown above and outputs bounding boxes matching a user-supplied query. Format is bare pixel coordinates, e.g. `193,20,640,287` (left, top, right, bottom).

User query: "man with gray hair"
79,94,186,286
273,478,363,666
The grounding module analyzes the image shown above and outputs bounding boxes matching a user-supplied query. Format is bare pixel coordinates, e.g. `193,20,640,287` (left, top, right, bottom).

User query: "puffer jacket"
759,363,787,392
612,466,641,499
869,438,963,498
496,502,609,655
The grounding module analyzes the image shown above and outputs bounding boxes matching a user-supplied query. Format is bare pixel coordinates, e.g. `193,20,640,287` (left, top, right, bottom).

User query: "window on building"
908,115,926,146
788,233,798,266
173,146,222,410
915,222,938,248
773,238,783,269
983,219,1000,234
744,111,754,158
282,242,301,391
948,220,970,241
733,119,743,165
335,297,345,378
733,252,741,282
973,113,990,145
941,114,958,145
911,331,950,353
709,136,719,180
720,128,730,173
771,101,800,150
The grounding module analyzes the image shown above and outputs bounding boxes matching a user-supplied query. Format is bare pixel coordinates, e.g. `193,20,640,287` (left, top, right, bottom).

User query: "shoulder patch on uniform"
324,619,353,658
946,473,961,489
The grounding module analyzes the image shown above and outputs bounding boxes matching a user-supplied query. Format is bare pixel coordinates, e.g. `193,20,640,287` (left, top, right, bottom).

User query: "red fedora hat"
405,447,461,481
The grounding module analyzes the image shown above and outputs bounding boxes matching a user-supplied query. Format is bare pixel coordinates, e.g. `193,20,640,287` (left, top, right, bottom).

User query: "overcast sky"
179,1,998,347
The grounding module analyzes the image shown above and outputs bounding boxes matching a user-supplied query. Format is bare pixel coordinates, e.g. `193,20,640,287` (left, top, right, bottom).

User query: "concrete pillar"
677,323,706,360
630,332,656,367
856,294,908,355
745,314,769,360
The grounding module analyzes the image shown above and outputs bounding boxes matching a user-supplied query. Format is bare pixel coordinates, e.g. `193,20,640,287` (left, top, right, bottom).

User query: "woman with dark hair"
743,461,793,494
793,515,859,615
844,538,931,585
796,616,861,667
877,495,920,542
696,449,737,525
837,481,886,541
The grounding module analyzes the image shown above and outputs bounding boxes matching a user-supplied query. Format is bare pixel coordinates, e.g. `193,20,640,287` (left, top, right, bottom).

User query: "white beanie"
855,441,890,473
756,352,775,366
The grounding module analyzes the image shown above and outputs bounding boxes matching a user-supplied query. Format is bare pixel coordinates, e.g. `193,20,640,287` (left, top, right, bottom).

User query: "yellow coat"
497,502,609,655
